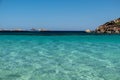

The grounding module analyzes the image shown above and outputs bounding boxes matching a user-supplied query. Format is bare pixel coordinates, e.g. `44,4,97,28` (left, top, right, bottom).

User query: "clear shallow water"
0,35,120,80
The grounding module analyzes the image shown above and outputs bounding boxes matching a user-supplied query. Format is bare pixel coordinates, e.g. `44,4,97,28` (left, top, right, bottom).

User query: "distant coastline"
0,31,120,36
0,18,120,35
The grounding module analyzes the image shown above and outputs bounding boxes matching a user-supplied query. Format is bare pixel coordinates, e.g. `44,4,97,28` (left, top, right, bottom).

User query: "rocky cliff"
95,18,120,33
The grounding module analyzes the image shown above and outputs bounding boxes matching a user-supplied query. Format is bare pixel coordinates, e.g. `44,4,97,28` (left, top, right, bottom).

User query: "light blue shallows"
0,35,120,80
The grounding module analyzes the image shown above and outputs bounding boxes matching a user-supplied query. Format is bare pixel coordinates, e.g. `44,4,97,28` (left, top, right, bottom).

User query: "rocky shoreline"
95,18,120,34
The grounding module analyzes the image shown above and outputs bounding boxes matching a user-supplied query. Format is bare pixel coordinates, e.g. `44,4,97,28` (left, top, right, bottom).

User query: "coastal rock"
85,29,91,33
95,18,120,33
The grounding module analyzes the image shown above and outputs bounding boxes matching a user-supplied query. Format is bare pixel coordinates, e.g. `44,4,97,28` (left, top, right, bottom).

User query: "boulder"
85,29,91,33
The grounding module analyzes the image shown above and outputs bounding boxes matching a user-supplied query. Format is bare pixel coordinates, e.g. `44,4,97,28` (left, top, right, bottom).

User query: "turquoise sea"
0,35,120,80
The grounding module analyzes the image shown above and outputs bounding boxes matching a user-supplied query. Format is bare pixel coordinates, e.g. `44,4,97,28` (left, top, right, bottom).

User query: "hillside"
95,18,120,33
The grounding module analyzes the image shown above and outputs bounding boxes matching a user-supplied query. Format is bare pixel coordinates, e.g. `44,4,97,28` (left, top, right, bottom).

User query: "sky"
0,0,120,30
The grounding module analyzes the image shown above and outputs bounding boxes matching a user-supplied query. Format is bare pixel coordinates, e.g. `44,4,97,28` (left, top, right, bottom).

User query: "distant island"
0,18,120,34
0,28,48,32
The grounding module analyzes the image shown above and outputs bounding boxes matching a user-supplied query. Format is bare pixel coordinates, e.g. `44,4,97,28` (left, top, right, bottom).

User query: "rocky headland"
95,18,120,34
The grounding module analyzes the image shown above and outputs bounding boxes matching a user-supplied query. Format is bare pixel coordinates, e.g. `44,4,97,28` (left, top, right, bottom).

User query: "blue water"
0,35,120,80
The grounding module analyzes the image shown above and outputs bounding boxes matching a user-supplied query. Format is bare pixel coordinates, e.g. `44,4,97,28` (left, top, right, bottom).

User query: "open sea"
0,32,120,80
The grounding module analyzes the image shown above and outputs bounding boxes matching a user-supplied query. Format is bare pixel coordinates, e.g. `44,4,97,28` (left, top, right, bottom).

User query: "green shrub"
116,22,120,25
